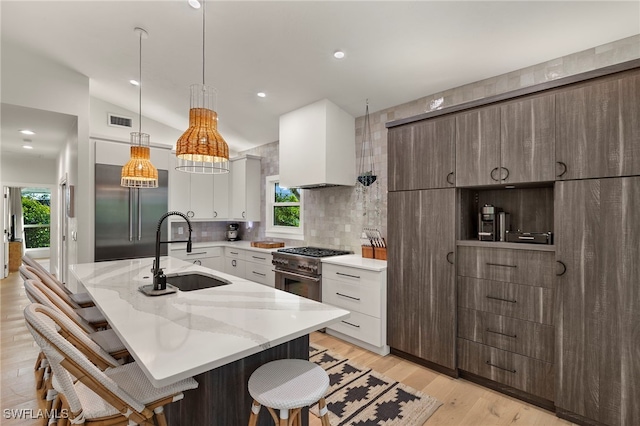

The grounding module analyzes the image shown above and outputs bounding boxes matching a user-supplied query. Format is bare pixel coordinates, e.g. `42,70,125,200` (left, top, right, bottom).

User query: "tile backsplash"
174,35,640,253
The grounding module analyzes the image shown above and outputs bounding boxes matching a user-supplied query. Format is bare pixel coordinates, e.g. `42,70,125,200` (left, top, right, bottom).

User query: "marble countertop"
322,254,387,272
70,257,349,387
168,240,283,254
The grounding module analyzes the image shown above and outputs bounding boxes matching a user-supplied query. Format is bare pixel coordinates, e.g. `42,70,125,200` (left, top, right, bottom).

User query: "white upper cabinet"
229,155,261,221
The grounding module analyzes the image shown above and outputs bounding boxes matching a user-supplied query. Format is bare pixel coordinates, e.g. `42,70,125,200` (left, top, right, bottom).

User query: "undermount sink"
166,273,231,292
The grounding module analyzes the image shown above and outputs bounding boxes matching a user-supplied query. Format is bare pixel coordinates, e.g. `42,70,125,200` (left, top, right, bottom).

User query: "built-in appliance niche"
458,185,554,243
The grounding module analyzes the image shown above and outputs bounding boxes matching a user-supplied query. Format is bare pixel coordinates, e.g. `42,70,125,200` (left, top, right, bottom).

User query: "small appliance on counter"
506,231,553,245
478,204,510,242
226,223,239,241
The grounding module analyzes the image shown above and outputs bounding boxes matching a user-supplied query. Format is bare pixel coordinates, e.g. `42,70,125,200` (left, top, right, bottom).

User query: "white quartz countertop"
70,257,349,387
169,240,283,254
322,254,387,272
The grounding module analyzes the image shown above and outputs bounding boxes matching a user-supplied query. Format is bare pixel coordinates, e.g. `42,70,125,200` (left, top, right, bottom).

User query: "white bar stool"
248,358,331,426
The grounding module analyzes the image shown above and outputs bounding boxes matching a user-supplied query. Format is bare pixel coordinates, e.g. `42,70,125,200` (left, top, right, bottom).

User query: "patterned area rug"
309,344,442,425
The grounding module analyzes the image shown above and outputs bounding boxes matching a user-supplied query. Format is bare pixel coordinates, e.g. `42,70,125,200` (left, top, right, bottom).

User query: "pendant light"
121,27,159,188
357,100,376,187
175,0,229,174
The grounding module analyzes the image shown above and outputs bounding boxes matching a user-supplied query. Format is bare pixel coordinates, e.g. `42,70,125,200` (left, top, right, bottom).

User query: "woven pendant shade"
121,132,158,188
175,84,229,174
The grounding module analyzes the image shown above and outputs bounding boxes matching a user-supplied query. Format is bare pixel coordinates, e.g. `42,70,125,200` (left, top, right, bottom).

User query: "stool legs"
248,403,314,426
318,398,331,426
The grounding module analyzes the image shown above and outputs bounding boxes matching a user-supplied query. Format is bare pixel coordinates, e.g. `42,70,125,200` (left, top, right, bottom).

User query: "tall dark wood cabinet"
387,189,456,372
455,105,501,186
556,69,640,180
388,116,455,191
555,177,640,425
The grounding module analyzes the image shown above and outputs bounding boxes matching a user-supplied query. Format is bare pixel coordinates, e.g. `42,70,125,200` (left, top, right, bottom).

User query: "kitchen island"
70,257,349,425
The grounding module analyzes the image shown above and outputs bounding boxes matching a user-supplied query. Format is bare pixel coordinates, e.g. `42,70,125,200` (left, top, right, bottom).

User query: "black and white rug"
309,344,442,425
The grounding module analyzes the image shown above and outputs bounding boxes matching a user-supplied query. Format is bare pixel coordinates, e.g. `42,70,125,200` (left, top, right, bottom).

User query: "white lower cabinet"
224,247,275,286
169,246,224,271
322,261,389,355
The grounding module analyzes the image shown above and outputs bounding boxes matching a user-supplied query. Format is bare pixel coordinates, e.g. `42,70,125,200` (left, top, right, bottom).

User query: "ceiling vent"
107,113,133,128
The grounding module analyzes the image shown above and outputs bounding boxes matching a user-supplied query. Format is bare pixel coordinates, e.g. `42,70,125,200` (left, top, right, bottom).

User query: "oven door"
274,269,321,302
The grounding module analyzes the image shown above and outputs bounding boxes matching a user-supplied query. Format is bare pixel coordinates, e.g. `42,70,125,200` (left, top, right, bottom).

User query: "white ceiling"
1,1,639,159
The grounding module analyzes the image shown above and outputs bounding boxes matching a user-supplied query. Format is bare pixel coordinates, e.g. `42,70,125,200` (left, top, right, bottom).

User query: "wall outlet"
178,227,183,235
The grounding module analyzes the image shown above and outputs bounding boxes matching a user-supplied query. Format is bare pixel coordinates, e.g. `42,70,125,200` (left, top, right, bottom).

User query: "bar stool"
248,359,331,426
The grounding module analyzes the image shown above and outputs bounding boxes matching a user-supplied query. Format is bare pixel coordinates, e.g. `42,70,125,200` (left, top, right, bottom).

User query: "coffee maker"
226,223,239,241
478,204,510,242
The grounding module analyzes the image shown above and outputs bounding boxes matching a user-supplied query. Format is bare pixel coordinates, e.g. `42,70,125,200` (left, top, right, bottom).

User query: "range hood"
279,99,355,189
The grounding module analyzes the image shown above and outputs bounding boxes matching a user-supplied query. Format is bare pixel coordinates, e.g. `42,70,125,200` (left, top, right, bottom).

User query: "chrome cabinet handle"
336,272,360,279
486,328,517,339
446,172,455,185
193,260,201,266
446,252,454,264
137,189,142,241
252,256,266,260
486,262,517,268
232,260,237,267
486,361,516,373
214,211,218,218
187,252,207,256
242,211,246,218
336,292,360,301
341,320,360,328
128,188,134,242
490,167,500,181
556,260,567,276
486,295,517,303
252,271,266,277
556,161,568,178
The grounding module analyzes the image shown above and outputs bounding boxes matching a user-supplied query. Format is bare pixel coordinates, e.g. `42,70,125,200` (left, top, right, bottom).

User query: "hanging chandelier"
121,27,158,188
175,0,229,174
357,100,376,187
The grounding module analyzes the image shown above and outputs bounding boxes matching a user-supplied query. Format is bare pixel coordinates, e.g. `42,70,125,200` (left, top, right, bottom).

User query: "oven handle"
273,269,321,282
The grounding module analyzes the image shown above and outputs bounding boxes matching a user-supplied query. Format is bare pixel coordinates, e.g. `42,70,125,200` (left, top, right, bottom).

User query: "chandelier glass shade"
121,27,158,188
175,84,229,173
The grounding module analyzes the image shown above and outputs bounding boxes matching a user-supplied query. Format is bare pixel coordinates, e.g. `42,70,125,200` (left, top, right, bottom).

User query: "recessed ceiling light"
20,129,35,135
188,0,201,9
23,139,33,149
257,92,266,98
129,79,140,86
333,50,345,59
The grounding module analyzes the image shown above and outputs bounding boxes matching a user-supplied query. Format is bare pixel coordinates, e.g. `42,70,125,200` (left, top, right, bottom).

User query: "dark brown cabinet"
455,94,555,187
555,177,640,425
556,70,640,180
387,188,456,372
388,116,455,191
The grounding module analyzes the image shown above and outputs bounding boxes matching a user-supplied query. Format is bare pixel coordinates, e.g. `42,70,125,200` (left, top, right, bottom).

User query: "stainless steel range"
272,247,351,301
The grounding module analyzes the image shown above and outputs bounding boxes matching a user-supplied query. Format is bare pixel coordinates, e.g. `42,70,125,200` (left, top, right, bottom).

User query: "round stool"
248,359,331,426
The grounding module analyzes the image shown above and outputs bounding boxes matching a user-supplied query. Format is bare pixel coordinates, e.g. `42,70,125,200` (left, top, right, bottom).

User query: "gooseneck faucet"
153,211,193,290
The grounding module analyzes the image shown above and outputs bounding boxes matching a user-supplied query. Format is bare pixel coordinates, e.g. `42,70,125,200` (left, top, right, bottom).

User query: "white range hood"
279,99,355,189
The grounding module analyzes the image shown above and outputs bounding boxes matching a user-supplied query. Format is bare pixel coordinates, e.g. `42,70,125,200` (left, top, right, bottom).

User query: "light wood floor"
1,263,573,425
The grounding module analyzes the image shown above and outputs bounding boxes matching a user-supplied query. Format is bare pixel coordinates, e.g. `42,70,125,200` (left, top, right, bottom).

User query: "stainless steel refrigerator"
94,164,169,261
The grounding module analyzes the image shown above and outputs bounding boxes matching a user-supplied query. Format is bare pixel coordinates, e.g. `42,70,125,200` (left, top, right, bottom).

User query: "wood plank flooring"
1,262,573,425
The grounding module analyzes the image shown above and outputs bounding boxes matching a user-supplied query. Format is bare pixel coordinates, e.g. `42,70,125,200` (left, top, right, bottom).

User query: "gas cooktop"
276,247,352,258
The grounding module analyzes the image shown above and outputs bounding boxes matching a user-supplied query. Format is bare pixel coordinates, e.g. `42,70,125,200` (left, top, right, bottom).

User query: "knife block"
361,245,374,259
374,246,387,260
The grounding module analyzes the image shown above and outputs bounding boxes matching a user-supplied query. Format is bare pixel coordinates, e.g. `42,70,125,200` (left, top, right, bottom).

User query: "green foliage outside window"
22,195,50,248
274,184,300,227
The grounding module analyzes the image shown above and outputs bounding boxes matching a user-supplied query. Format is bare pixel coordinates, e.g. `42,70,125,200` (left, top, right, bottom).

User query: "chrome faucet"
153,211,193,290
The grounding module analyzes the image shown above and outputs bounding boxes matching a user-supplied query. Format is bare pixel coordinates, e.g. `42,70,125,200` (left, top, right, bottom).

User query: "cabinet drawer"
245,251,273,266
323,278,381,318
225,248,246,260
458,277,554,325
246,263,274,287
457,339,554,401
322,264,382,286
457,246,554,288
458,307,554,363
170,246,223,260
326,311,382,347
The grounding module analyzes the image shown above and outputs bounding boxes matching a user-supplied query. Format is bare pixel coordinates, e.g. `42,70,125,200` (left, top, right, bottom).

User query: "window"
265,175,303,240
21,188,51,249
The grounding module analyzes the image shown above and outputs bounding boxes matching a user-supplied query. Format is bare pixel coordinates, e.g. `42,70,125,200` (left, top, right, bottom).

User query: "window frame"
265,175,304,240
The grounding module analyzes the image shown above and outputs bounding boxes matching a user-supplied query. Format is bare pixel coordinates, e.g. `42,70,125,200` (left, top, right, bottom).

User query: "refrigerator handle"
128,188,134,242
137,189,142,241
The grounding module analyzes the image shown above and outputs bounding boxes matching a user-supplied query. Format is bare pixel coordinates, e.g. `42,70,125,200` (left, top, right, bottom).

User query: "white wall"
1,40,90,276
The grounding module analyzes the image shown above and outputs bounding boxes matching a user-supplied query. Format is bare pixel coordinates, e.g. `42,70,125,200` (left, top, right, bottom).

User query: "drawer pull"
252,256,266,260
486,295,517,303
556,260,567,276
187,252,207,256
341,320,360,328
446,252,454,264
336,292,361,301
336,272,361,279
486,328,517,339
229,251,239,255
486,361,516,374
486,262,517,268
252,271,266,277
